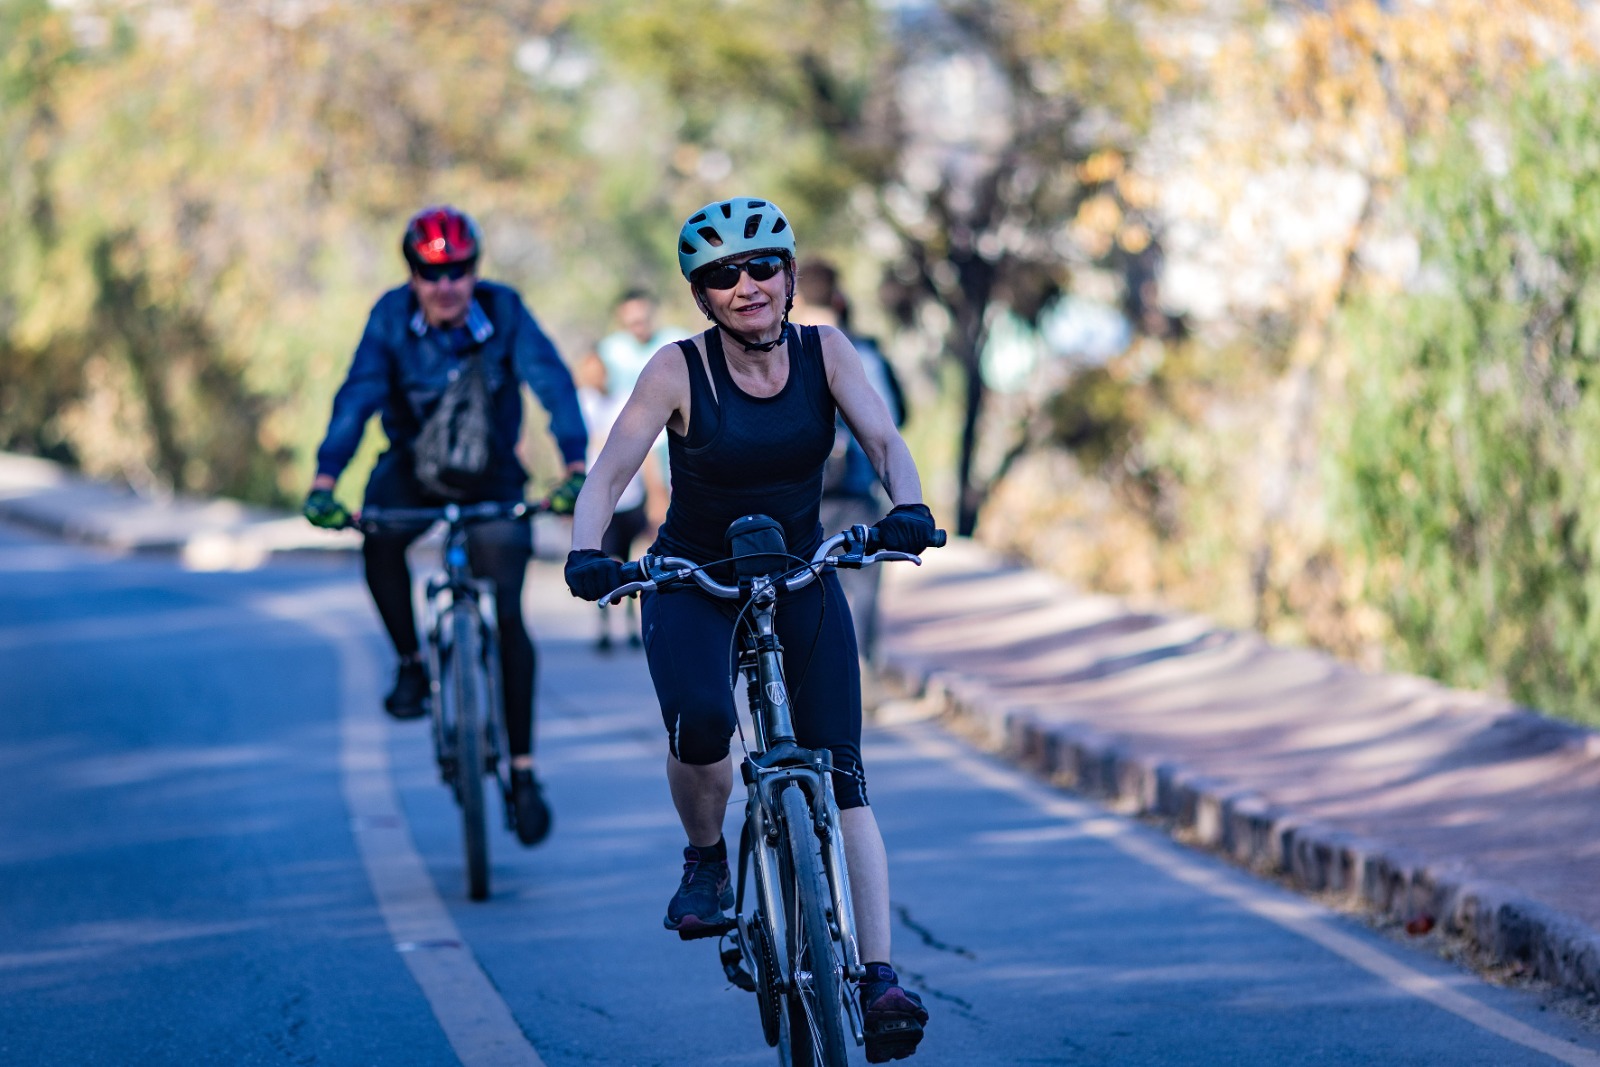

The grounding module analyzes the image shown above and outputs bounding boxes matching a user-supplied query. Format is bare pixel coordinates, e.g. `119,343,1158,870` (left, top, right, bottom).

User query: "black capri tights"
362,454,537,757
640,569,869,809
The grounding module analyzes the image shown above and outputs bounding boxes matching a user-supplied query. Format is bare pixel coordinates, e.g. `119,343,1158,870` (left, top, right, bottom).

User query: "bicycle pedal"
676,918,736,942
720,946,757,992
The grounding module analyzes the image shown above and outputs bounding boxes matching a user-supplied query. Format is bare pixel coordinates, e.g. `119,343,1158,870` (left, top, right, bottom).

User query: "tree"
1338,69,1600,722
580,0,1158,534
0,0,606,502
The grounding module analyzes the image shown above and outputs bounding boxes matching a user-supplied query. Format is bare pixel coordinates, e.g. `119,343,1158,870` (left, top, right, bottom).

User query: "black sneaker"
663,844,733,940
860,963,928,1063
508,768,552,846
383,659,430,720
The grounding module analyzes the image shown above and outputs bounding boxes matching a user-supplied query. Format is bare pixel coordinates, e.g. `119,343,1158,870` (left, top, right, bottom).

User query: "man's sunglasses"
413,260,476,282
694,254,787,291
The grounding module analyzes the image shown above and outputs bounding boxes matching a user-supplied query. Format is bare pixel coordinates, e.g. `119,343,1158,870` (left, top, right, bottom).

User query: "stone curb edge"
0,492,572,566
876,650,1600,1001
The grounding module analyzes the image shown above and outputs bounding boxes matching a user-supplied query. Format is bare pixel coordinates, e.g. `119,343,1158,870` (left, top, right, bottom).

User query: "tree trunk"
956,347,986,536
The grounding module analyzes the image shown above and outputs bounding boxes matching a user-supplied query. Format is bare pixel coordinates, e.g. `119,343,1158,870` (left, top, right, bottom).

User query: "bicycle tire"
778,784,851,1067
450,604,491,901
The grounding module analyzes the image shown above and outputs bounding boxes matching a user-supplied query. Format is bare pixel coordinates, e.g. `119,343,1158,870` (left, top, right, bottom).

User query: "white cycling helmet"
677,197,797,281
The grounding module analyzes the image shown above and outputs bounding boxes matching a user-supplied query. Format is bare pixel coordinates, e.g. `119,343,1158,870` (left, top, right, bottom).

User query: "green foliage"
1336,68,1600,721
1046,367,1137,469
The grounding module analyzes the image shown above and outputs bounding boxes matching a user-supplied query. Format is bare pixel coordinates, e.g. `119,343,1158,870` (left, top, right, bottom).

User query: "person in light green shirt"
598,289,680,521
598,289,684,395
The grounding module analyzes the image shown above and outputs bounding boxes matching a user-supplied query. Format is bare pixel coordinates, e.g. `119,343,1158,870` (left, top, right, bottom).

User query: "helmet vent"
743,215,763,239
689,212,707,224
747,200,768,208
771,218,788,234
680,240,697,255
697,226,724,247
719,203,733,218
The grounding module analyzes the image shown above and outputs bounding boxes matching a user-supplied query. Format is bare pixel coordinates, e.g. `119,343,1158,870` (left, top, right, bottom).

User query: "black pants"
363,452,537,757
640,570,868,809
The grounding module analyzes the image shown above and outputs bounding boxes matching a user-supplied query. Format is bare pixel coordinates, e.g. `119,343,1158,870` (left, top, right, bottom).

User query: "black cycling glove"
565,548,625,602
871,502,937,555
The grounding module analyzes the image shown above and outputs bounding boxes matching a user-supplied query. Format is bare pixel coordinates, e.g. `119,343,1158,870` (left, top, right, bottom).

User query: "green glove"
546,471,586,516
303,488,351,529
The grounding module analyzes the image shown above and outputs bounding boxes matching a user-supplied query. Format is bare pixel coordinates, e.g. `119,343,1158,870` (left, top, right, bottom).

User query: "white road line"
262,596,545,1067
889,725,1600,1067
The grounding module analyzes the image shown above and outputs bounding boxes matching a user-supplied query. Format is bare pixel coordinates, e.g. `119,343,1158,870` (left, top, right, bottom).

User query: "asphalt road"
4,522,1599,1066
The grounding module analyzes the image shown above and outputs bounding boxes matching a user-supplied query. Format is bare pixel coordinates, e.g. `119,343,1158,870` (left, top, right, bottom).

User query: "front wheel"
778,784,851,1067
449,604,490,901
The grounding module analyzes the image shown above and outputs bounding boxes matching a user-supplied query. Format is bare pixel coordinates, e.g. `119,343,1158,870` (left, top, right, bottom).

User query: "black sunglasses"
414,259,476,282
695,254,787,291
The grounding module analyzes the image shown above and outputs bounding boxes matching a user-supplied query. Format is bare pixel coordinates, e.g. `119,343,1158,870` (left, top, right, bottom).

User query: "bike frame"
358,500,530,899
735,572,865,977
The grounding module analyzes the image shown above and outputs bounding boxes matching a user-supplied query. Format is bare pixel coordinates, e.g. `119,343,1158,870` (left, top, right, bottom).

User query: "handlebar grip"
619,559,647,584
930,529,947,548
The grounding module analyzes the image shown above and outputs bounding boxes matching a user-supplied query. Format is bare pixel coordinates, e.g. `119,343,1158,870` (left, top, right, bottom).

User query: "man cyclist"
303,205,586,848
563,197,936,1061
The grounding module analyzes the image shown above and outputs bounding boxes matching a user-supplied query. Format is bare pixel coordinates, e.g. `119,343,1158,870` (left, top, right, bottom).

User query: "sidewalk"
0,454,569,566
5,452,1599,1000
875,544,1600,1000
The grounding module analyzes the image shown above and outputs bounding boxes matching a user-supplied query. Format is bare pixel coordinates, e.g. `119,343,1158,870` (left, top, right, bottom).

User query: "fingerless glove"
303,488,351,530
564,548,624,602
871,503,937,555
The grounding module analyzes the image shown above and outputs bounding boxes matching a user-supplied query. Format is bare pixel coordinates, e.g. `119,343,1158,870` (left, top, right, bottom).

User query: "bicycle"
603,515,945,1066
354,500,538,902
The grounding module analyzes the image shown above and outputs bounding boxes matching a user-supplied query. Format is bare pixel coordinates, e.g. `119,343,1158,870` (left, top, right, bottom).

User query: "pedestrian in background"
575,349,664,651
791,259,909,661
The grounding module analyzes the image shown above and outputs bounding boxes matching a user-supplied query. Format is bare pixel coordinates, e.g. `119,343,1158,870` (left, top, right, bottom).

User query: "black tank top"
653,325,836,567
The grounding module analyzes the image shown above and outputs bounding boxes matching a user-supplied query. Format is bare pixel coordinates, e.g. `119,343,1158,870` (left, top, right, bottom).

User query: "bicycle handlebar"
351,499,542,532
601,525,947,605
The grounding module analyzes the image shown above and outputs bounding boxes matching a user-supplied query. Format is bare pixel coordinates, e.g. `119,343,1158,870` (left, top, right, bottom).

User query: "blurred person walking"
302,205,587,847
599,289,685,396
599,289,680,524
575,350,666,651
791,259,909,660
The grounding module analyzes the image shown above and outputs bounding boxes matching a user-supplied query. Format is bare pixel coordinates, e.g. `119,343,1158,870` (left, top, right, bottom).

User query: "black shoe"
663,844,733,940
596,632,614,654
508,768,551,846
860,963,928,1063
384,659,430,720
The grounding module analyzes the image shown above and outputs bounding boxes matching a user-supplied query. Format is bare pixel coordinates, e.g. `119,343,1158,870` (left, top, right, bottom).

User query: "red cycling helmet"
402,205,482,267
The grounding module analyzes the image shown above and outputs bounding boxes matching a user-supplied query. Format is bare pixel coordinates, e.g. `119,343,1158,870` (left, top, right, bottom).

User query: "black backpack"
412,351,494,500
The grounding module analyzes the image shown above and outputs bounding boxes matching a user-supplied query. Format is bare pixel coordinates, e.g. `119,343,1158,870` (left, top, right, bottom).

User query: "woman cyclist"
563,197,936,1062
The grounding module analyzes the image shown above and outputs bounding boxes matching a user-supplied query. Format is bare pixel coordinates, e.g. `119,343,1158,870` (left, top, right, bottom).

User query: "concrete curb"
0,454,571,566
877,654,1600,1001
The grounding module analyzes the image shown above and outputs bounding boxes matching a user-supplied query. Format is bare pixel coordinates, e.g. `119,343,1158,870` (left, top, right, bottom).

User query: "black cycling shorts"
640,568,868,809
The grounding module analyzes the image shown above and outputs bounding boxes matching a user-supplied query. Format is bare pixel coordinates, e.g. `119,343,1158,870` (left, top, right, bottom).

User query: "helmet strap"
722,316,789,354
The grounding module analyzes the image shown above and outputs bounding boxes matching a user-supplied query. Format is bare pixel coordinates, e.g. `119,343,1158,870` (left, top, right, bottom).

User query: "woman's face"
697,252,790,339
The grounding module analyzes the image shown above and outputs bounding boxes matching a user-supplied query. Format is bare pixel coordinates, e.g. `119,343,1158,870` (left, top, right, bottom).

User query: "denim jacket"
314,281,586,495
